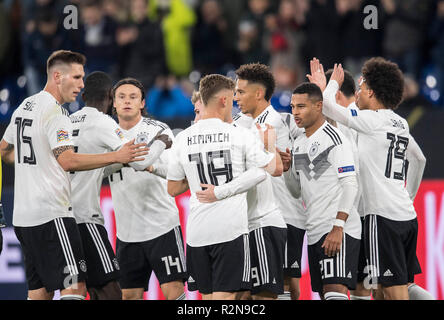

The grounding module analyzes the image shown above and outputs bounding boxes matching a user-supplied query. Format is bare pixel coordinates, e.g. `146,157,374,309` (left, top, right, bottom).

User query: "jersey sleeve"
328,135,356,179
98,116,128,151
244,128,274,169
323,80,383,134
166,133,185,181
44,105,74,150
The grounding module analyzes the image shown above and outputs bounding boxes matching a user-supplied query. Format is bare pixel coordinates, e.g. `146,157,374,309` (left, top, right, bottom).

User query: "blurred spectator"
429,0,444,106
192,0,229,75
267,0,305,85
103,0,128,23
69,0,119,74
156,0,196,77
116,0,166,90
0,1,13,78
337,0,383,78
381,0,430,79
146,75,194,120
22,7,70,94
237,0,273,65
303,0,341,71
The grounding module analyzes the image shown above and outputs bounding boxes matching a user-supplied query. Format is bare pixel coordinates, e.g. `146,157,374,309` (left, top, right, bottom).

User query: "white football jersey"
109,117,180,243
336,104,363,217
338,107,416,221
2,91,74,227
253,107,306,229
323,81,416,221
167,118,274,247
69,107,126,225
291,121,361,245
232,113,286,232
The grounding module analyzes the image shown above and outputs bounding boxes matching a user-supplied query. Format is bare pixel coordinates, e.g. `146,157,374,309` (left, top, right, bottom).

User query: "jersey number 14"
188,150,233,186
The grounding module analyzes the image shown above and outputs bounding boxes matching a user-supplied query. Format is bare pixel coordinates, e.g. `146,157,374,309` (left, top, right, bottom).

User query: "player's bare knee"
161,281,185,300
122,288,144,300
88,281,122,300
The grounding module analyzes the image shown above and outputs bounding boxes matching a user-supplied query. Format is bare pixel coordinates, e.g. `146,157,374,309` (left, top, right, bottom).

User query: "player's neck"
305,117,325,138
43,82,65,105
201,105,225,121
369,101,387,111
118,114,142,130
251,100,269,119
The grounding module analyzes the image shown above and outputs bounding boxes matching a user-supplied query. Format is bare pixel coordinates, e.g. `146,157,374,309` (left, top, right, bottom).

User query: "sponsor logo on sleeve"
351,109,358,117
338,165,355,173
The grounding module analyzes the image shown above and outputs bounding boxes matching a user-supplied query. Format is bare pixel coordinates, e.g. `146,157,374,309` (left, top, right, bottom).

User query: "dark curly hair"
361,57,404,110
235,63,276,101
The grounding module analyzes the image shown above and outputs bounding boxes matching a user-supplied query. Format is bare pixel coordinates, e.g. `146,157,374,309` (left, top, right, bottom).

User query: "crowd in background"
0,0,443,124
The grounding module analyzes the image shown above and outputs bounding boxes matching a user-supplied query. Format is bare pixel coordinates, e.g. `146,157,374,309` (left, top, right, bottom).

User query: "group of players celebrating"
0,49,434,301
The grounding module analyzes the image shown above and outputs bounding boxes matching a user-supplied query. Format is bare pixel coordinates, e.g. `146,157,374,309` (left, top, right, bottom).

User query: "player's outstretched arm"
56,139,148,172
195,167,267,203
406,134,426,201
0,140,14,164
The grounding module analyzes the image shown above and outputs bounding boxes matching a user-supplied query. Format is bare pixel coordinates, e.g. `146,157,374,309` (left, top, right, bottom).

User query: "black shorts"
186,234,251,294
283,225,305,278
250,226,286,295
363,215,422,287
116,226,187,291
14,217,87,292
77,223,120,288
357,217,367,283
308,232,360,294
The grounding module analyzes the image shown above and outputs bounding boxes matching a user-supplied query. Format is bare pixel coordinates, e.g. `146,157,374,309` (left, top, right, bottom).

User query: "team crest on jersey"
115,128,124,140
57,129,69,142
136,132,149,144
79,260,87,272
309,142,320,157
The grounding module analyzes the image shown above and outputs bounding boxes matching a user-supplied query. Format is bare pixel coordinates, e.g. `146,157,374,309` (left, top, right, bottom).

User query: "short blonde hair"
191,90,201,105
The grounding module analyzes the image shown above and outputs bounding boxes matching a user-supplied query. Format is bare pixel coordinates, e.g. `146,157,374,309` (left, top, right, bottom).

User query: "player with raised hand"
107,78,187,300
0,50,147,300
284,82,361,300
234,63,306,300
318,58,423,300
167,74,282,300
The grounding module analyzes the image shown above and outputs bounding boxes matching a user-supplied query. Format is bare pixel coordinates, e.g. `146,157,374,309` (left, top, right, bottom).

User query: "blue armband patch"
338,165,355,173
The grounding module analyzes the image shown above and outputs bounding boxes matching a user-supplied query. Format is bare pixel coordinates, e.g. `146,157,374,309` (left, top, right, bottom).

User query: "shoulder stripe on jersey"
232,113,241,121
61,107,70,117
259,110,270,124
323,128,339,146
325,124,342,144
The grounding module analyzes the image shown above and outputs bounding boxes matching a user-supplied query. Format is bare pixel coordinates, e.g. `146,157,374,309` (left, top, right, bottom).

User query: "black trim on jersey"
142,117,168,130
61,107,70,117
257,111,269,124
232,113,241,121
325,124,342,144
323,125,342,146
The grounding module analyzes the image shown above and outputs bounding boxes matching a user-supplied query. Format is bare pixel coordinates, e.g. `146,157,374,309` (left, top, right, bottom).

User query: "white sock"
324,292,349,300
278,291,291,300
350,294,371,300
60,294,85,300
176,293,186,300
408,283,435,300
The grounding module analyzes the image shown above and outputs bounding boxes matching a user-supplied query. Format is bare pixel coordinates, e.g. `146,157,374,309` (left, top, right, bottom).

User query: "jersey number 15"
15,117,36,165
